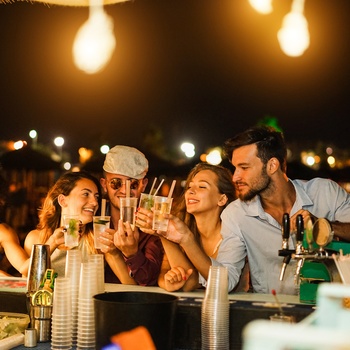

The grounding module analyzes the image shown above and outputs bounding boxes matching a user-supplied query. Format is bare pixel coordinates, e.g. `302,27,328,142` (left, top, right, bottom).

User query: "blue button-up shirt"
220,178,350,295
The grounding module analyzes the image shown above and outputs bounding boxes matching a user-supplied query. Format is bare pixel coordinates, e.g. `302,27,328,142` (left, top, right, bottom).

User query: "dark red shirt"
105,231,164,286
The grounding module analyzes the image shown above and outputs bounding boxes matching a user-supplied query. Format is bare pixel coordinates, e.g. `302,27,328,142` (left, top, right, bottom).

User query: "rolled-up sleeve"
198,204,247,292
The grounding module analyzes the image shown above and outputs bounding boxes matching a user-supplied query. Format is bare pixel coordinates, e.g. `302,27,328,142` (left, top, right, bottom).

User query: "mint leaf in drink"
95,219,109,224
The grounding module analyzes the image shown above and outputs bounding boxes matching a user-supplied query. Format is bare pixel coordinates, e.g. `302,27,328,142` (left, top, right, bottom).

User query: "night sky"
1,0,350,163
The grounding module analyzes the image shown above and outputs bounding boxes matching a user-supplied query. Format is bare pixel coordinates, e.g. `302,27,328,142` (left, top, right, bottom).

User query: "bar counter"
0,283,315,350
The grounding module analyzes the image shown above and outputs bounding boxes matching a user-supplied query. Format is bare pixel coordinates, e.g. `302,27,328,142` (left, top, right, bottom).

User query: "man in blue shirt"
221,125,350,294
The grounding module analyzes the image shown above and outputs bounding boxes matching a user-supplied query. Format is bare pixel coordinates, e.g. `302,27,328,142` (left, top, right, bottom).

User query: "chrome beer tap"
279,213,293,281
294,214,305,285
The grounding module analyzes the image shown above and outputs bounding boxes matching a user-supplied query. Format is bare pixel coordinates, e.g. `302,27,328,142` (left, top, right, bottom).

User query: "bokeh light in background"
180,142,195,158
206,149,222,166
13,140,26,150
100,145,110,154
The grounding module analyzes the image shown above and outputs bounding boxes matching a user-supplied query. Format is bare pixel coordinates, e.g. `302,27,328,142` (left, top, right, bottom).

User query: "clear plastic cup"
136,193,155,228
120,197,138,229
63,215,80,248
270,314,295,323
201,266,229,350
152,196,173,231
93,216,111,249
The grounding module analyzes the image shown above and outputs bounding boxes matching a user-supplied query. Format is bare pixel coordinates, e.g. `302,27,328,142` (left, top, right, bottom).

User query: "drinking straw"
153,179,164,196
149,177,157,195
271,289,285,316
126,179,130,198
168,180,176,198
101,198,106,216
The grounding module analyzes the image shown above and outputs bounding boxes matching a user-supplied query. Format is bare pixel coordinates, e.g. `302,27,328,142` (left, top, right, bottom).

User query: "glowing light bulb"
277,0,309,57
248,0,273,14
73,4,116,74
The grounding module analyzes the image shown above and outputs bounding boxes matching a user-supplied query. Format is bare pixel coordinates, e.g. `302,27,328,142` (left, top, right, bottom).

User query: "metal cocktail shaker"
26,244,51,341
27,244,51,294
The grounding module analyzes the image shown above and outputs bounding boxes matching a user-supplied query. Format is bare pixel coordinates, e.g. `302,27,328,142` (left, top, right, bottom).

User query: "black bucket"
94,291,178,350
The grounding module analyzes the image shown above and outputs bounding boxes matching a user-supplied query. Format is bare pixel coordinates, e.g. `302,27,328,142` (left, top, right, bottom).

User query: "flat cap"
103,145,148,179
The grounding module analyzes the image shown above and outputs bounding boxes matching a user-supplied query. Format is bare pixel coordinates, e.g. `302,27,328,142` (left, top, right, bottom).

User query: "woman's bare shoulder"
0,223,19,242
24,229,41,253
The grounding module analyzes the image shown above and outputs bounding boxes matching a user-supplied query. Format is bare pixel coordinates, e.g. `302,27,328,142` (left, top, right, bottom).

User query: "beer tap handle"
281,213,290,250
279,213,291,281
296,214,304,243
295,214,304,255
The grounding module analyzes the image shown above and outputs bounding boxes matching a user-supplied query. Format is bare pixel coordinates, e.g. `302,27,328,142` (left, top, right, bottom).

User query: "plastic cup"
136,193,155,228
139,193,155,210
152,196,173,231
205,266,229,301
270,314,295,323
201,266,229,350
63,215,80,248
120,197,138,230
93,216,111,249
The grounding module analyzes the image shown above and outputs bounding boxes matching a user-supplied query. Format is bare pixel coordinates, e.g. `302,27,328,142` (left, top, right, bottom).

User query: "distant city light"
29,130,37,139
14,140,25,150
29,130,38,148
206,149,222,165
306,156,315,166
326,147,333,155
53,137,64,161
71,166,81,172
100,145,110,154
327,156,336,167
180,142,195,158
54,137,65,147
314,155,321,164
79,147,93,164
63,162,72,171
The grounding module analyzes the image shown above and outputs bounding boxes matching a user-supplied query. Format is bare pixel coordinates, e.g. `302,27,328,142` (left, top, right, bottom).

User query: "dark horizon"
1,0,350,161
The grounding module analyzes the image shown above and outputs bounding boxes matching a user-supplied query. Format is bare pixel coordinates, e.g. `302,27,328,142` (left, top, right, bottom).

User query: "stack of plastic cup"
51,277,72,350
88,253,105,294
76,260,99,349
65,249,82,346
201,266,230,350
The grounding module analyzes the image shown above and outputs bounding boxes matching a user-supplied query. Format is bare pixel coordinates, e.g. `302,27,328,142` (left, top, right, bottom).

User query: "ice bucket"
94,291,178,350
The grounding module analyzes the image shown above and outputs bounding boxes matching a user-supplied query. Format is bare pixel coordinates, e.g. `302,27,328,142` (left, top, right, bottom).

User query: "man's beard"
237,166,271,201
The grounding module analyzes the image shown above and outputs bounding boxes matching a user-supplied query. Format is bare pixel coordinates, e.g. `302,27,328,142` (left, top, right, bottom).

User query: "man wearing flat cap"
100,145,163,285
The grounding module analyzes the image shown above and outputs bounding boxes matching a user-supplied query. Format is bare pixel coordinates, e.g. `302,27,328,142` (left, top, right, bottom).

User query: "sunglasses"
108,178,140,191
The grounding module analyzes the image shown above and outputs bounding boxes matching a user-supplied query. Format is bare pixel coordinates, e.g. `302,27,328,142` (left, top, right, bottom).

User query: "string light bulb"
277,0,310,57
73,0,116,74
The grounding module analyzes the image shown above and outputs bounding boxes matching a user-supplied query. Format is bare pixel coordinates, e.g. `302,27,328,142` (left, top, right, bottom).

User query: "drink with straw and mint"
136,193,155,228
63,215,80,248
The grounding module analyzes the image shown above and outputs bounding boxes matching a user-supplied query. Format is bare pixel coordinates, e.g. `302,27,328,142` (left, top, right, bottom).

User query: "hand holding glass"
93,216,111,249
152,196,173,231
120,197,138,230
63,215,80,248
136,193,155,228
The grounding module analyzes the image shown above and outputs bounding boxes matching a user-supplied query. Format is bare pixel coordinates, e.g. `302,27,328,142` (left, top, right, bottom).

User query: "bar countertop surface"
0,282,315,350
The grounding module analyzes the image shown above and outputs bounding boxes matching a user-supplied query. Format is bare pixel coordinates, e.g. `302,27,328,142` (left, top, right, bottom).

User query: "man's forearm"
332,221,350,242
